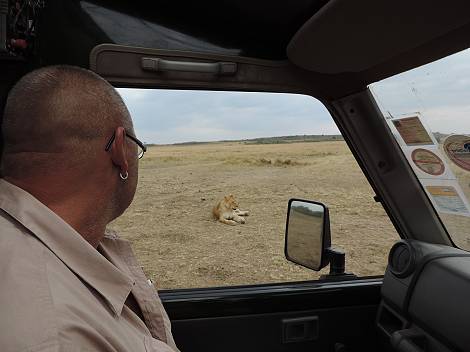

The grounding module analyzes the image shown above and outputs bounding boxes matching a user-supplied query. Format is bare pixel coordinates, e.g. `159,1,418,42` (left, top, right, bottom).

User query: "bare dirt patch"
110,141,398,289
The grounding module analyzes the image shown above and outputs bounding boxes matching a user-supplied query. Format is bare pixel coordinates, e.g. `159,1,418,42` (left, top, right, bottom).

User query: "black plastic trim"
329,90,451,245
160,278,382,319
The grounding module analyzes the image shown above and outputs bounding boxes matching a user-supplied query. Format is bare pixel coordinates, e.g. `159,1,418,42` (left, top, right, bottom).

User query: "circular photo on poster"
443,135,470,172
411,148,445,176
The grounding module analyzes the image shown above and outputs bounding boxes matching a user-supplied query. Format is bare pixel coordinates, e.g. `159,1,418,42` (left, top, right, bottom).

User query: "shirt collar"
0,179,134,316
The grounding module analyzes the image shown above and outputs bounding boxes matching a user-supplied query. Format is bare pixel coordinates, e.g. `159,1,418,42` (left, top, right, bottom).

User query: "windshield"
370,48,470,250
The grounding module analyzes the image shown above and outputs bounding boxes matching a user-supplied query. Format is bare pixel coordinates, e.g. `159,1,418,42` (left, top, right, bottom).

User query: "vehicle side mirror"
284,199,331,271
285,198,352,277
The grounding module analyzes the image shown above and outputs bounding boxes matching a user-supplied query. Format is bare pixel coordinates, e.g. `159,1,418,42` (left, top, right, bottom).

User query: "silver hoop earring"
120,171,128,180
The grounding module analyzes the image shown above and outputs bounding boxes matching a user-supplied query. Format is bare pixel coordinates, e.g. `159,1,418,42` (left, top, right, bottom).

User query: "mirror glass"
286,200,325,270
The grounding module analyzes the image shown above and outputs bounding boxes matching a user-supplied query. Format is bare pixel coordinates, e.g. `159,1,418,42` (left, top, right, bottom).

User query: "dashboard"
378,240,470,352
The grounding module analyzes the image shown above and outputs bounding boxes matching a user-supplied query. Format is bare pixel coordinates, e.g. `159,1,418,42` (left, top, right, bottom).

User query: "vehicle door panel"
160,278,382,352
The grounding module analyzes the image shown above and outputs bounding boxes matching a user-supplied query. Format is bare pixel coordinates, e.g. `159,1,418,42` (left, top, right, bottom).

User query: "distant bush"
224,157,306,167
244,134,343,145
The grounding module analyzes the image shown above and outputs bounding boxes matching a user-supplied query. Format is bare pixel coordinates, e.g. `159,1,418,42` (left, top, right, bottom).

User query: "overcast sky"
117,89,338,144
371,47,470,134
118,48,470,144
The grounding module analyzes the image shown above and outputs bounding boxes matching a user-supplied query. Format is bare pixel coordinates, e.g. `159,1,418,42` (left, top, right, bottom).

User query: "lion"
212,194,250,225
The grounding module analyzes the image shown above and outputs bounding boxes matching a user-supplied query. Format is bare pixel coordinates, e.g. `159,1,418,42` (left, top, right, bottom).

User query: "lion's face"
225,194,239,210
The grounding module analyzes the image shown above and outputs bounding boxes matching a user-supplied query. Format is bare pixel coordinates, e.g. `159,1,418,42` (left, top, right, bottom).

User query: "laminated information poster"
411,148,445,176
392,115,434,146
402,145,456,180
424,184,470,216
443,134,470,172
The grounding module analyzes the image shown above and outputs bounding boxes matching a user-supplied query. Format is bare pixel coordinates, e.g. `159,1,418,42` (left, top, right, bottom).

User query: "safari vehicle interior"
3,1,470,351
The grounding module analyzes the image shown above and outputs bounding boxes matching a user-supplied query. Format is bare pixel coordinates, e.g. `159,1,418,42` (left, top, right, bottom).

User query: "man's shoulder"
0,212,60,352
0,215,122,352
0,209,49,261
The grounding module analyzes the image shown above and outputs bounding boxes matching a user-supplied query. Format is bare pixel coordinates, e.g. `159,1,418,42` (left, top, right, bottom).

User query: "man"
0,65,179,351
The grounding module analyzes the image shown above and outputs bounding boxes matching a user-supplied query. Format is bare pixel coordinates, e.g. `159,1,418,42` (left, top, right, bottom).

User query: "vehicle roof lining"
362,21,470,86
37,0,329,64
288,0,470,82
4,0,470,102
88,0,470,100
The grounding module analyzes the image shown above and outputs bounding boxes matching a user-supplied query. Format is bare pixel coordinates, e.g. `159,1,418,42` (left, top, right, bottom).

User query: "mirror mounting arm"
321,247,357,280
326,247,345,275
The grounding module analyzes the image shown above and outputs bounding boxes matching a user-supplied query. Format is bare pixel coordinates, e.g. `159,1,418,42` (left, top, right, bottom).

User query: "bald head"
1,65,140,245
1,65,132,177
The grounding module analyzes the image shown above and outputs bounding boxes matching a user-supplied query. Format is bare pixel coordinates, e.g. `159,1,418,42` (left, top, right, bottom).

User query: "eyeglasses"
105,132,147,159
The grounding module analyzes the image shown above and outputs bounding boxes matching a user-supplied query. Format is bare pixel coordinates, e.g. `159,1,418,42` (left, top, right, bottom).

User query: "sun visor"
287,0,470,74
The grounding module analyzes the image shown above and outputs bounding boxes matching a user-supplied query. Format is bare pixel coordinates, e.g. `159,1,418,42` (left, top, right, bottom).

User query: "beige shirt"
0,179,179,352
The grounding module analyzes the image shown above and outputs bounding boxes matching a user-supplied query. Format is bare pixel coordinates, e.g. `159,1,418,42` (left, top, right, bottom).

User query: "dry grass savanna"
110,140,398,289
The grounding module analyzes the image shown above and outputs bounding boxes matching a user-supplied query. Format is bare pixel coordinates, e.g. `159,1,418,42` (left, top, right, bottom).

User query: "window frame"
91,45,453,291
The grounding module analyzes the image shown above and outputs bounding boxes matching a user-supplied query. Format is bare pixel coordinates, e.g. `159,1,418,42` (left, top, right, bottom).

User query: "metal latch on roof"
141,57,237,76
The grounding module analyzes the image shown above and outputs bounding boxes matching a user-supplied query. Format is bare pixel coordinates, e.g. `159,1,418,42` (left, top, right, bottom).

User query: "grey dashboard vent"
388,241,415,278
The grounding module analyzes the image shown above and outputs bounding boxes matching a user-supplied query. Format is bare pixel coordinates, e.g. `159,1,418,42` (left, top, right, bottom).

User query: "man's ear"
109,126,128,175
